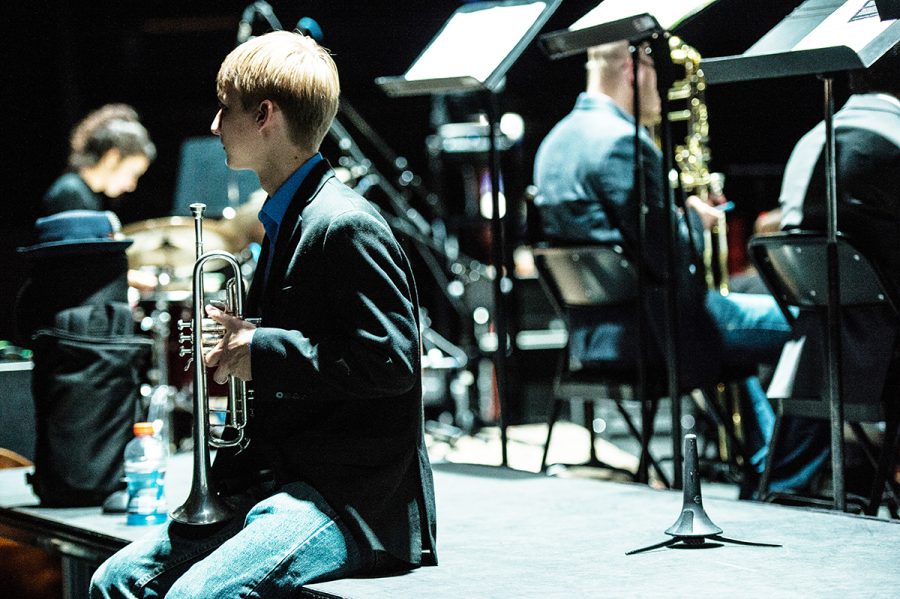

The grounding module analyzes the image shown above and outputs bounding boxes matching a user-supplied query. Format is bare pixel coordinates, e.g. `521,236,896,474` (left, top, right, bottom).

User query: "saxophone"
667,36,742,468
667,35,729,296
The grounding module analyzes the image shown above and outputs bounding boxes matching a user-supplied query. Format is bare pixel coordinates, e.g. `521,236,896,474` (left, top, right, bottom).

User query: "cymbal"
216,192,267,248
122,216,234,274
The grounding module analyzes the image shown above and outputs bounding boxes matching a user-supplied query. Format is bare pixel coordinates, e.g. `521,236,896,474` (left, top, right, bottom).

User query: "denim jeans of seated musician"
706,291,831,494
89,481,369,599
705,291,792,473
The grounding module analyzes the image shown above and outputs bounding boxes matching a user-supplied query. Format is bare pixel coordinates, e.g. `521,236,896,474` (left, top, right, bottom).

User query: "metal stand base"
626,534,781,555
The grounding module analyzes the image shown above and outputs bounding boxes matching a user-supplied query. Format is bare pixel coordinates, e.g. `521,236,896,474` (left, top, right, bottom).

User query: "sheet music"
766,336,806,400
793,0,895,52
404,2,546,83
570,0,714,32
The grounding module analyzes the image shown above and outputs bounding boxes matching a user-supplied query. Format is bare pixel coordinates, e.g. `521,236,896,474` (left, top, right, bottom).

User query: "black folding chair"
532,244,667,482
749,231,900,515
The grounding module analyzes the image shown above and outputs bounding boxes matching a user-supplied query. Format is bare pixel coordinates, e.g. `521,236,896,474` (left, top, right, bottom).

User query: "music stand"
172,136,262,218
702,0,899,511
539,0,715,59
376,0,562,467
538,0,720,488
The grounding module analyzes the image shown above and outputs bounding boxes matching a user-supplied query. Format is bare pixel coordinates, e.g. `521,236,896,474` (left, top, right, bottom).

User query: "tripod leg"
541,397,564,472
614,399,670,486
710,535,781,548
625,537,680,555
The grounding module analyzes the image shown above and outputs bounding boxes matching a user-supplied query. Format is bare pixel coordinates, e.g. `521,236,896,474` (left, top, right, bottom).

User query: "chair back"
532,245,637,314
748,231,897,319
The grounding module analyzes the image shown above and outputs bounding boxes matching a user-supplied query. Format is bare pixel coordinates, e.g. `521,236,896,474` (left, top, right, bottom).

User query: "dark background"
3,0,838,347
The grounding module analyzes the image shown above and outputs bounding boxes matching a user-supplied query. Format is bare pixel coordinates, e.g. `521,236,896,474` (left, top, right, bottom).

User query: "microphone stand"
326,113,489,322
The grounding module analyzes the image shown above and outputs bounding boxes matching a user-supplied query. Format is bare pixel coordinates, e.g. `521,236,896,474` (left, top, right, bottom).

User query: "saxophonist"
91,31,436,598
532,40,807,498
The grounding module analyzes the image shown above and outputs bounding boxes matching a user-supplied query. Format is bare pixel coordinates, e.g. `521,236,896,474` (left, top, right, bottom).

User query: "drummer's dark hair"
68,104,157,169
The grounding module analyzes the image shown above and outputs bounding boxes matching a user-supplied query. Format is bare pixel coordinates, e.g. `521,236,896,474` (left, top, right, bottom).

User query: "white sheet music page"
570,0,714,31
404,2,546,83
766,336,806,400
792,0,895,52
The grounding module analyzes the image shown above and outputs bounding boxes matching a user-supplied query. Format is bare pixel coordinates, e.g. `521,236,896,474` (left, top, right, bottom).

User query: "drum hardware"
122,215,237,280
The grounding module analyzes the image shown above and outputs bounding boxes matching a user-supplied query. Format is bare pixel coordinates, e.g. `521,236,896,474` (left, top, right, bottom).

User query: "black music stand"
376,0,562,467
703,0,899,511
538,0,720,488
539,0,715,59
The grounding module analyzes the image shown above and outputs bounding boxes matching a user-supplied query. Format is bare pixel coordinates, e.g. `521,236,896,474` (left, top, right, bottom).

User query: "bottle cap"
133,422,155,436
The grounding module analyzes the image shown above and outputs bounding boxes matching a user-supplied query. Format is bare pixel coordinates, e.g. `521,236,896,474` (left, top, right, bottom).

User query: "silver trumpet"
171,202,253,525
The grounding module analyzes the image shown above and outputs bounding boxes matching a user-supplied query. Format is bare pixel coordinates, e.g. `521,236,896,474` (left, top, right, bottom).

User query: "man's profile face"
211,87,259,171
103,154,150,198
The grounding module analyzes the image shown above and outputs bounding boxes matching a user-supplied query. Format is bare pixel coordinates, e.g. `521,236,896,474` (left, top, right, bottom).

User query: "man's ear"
256,100,273,127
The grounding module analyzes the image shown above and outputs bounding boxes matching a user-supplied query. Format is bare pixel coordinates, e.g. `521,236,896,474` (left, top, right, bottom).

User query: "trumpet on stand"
170,203,254,525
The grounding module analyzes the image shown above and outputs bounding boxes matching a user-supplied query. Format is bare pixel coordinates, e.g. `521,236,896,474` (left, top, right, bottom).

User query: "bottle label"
126,469,167,526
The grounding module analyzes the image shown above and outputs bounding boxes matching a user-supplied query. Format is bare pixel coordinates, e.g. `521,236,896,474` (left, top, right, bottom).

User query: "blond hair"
216,30,340,153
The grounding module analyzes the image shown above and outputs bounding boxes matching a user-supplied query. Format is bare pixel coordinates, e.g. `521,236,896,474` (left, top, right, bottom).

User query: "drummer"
41,103,158,292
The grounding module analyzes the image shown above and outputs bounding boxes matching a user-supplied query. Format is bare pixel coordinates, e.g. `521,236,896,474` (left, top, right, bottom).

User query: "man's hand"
204,305,256,383
128,269,159,292
685,195,725,231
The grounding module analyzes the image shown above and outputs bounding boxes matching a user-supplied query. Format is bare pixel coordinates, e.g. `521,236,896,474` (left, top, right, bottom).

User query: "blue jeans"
706,291,830,493
706,291,792,474
90,482,369,599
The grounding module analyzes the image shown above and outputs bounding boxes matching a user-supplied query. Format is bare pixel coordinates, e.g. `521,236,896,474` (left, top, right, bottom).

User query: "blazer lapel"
258,160,334,311
245,240,267,316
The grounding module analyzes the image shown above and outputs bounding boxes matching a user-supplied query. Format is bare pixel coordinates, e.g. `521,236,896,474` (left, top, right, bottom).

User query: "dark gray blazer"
212,159,437,568
533,93,724,388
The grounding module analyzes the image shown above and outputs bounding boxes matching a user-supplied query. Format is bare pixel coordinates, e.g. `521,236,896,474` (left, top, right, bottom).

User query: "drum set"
122,210,261,450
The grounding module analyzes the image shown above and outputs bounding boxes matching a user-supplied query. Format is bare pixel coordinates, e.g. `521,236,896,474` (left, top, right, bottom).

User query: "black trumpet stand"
626,434,781,555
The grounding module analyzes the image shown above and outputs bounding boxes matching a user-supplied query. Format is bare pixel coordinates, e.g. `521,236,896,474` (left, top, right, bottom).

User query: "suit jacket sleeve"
250,209,419,400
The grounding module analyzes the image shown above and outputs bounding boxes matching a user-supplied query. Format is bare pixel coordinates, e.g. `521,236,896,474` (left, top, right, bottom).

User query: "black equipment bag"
28,302,152,507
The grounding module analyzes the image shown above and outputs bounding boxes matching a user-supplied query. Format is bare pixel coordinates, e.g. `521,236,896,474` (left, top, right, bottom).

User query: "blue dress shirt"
257,153,323,283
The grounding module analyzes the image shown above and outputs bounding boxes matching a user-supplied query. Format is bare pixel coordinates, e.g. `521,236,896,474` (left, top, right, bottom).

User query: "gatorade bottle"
124,421,167,525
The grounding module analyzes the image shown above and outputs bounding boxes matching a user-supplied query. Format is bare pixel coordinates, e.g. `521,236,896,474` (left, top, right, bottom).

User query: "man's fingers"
213,365,230,385
205,340,224,367
205,305,232,325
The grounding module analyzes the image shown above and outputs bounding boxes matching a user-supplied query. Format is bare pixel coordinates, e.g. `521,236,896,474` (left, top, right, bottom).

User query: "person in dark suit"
770,46,900,492
91,31,436,598
532,41,795,496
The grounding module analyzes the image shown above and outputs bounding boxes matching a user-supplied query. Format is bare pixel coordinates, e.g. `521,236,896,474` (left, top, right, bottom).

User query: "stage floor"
307,461,900,599
2,432,898,598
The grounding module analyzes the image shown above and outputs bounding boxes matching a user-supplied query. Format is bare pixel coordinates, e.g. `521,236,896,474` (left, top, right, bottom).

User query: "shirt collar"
575,92,634,123
258,153,323,241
